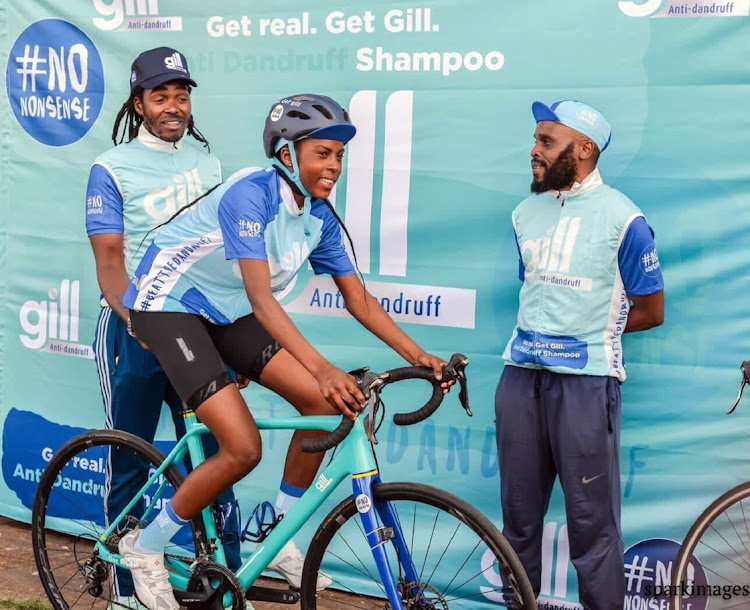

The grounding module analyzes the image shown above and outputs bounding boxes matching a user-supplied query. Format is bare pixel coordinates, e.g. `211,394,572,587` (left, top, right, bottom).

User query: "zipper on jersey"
533,200,575,364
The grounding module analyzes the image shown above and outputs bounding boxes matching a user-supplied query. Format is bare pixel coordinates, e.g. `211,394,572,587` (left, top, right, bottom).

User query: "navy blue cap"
130,47,197,91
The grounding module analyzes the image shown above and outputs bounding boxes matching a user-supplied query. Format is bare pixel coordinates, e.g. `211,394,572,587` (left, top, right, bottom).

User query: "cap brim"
305,124,357,144
137,73,197,91
531,101,559,123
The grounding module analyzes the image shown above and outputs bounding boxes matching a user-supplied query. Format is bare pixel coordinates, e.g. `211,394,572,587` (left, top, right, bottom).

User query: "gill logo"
520,217,582,279
144,168,205,221
481,522,570,601
333,90,413,277
93,0,160,30
618,0,662,17
315,473,332,492
19,280,80,350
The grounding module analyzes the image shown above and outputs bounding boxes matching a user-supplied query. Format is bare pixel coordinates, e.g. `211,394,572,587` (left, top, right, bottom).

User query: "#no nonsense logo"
5,19,104,147
624,538,708,610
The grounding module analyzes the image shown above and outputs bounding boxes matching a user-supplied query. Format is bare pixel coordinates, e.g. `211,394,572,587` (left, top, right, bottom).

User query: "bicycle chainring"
187,560,246,610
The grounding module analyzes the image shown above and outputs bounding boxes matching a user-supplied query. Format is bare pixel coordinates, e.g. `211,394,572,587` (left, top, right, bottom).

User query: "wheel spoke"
442,539,483,598
699,528,750,577
673,483,750,610
32,432,204,610
302,483,533,609
422,518,462,590
326,545,388,597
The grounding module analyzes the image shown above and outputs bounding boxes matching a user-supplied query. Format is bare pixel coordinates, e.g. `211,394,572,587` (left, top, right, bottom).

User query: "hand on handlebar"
415,351,455,394
316,364,367,420
301,353,470,453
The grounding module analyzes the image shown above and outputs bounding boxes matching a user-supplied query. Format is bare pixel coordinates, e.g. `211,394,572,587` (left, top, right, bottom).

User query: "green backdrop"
2,1,750,607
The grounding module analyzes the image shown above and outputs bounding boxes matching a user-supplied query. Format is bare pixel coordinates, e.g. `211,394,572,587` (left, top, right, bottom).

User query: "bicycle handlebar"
301,353,470,453
299,416,356,453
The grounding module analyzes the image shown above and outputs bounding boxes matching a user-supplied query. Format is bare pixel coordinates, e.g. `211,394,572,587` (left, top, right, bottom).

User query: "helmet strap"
272,139,312,235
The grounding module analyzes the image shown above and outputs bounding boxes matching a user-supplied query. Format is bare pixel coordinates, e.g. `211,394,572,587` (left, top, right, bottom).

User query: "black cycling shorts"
129,310,281,410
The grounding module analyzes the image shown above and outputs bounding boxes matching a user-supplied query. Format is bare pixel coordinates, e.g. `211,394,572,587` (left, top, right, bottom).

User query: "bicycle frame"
93,411,420,609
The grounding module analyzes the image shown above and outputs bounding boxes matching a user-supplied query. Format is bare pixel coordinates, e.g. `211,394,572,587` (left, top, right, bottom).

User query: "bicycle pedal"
246,585,299,604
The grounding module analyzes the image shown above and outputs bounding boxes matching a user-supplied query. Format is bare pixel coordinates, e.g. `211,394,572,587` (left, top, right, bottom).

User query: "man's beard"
530,143,578,194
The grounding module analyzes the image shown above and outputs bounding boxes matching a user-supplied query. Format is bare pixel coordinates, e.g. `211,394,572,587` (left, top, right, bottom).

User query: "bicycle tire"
31,429,208,610
299,481,536,609
671,481,750,609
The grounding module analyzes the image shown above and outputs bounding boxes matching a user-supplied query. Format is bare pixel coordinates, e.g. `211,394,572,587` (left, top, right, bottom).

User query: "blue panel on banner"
1,409,182,520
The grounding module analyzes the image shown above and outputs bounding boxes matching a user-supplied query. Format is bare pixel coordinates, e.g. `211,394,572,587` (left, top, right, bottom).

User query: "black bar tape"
300,417,355,453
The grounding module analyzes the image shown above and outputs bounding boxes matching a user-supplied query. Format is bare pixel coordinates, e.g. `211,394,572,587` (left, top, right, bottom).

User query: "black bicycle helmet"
263,94,356,158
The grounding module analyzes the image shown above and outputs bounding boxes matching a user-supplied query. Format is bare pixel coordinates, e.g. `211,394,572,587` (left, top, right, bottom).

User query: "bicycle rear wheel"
299,481,535,609
31,430,208,610
671,481,750,609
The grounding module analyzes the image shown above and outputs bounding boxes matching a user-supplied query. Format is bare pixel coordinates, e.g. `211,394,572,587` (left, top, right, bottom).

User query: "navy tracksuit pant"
94,307,241,597
495,365,624,610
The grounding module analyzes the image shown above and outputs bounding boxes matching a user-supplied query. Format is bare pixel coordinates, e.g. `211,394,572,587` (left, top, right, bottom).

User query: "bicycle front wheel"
31,430,207,610
671,481,750,609
300,481,535,609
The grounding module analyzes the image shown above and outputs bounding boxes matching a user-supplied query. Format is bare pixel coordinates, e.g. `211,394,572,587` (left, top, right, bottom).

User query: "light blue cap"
532,100,612,152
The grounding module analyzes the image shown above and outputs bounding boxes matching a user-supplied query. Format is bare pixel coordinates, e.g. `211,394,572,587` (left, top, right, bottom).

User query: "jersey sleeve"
217,180,272,261
618,216,664,296
85,163,124,236
309,207,355,276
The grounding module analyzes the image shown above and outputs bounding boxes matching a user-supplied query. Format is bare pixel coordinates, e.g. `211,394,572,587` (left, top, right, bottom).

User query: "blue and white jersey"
85,124,222,277
123,167,355,324
502,169,664,382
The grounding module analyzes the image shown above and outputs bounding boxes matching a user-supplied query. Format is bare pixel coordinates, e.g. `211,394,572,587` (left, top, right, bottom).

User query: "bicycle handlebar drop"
727,360,750,415
301,353,470,453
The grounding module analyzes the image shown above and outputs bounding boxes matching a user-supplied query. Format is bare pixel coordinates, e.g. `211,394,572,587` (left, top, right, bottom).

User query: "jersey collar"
136,123,183,153
548,168,603,202
278,175,305,217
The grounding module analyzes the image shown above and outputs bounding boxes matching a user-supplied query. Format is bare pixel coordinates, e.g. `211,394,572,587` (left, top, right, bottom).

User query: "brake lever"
443,354,472,417
348,367,385,443
727,361,750,414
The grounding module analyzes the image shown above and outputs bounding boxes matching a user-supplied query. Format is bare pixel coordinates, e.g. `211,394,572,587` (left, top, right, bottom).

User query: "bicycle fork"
353,473,423,610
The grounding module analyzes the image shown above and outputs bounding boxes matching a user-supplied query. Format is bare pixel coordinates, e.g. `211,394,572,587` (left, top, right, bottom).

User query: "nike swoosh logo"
582,474,605,484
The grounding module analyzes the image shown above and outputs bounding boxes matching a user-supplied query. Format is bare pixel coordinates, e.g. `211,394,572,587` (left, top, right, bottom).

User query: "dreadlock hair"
111,84,211,150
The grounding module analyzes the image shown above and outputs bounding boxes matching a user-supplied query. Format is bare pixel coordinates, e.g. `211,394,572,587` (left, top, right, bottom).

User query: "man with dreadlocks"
84,47,245,609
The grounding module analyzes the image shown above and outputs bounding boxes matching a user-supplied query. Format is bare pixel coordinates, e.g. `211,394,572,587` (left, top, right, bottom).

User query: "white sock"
135,501,189,553
275,480,306,517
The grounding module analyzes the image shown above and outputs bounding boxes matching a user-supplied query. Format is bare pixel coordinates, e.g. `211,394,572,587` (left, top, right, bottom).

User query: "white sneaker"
118,530,179,610
266,539,332,590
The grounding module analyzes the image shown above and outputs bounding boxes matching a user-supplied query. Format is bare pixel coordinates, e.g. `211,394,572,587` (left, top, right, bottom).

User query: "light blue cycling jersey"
502,169,664,381
123,167,355,324
86,125,222,277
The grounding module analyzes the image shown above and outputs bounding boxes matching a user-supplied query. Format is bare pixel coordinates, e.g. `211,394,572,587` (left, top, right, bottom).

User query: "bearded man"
496,100,664,610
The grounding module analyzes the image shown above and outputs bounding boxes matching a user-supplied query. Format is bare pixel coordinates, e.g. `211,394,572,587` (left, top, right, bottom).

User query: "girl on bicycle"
118,93,451,610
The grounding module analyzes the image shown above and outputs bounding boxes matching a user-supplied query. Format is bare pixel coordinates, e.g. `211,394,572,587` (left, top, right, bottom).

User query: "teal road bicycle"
32,354,536,609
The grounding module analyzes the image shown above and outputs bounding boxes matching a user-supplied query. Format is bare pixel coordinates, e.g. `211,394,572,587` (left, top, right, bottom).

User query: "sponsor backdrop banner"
1,1,750,607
